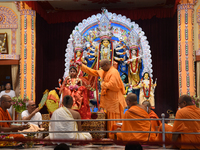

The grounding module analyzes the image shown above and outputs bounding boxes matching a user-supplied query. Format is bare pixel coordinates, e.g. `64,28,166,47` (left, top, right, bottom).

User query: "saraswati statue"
62,8,156,108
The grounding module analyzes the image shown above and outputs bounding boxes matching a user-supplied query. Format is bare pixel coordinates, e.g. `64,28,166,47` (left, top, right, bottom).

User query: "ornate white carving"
64,9,153,78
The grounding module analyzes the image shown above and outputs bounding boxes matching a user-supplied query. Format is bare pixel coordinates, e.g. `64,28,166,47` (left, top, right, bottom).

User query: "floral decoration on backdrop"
191,96,200,108
12,96,29,113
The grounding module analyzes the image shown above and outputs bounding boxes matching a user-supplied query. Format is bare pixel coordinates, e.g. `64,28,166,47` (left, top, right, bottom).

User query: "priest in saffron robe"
117,93,151,142
49,95,92,144
0,95,29,141
142,101,161,142
169,95,200,149
76,59,127,139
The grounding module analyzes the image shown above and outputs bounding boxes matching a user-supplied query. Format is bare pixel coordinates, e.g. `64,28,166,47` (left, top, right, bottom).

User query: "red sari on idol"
61,74,91,119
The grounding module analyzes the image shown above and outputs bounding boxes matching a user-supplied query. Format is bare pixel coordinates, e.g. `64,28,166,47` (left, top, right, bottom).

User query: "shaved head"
142,101,151,108
1,95,11,102
26,100,35,107
126,93,138,107
63,95,73,108
26,100,36,113
100,59,110,65
126,93,137,103
0,95,12,110
100,59,111,71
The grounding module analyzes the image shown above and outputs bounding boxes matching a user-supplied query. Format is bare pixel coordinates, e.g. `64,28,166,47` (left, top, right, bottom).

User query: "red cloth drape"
25,1,181,24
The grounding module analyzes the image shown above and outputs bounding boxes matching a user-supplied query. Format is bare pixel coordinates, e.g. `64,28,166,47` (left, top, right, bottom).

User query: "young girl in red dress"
60,63,91,119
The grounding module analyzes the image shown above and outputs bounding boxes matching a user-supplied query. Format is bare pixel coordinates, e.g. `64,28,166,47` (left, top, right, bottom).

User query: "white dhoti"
49,107,92,144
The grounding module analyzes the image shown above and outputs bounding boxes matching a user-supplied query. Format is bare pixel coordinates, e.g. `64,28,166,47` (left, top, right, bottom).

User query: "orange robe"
172,105,200,149
0,107,25,141
81,64,127,138
149,110,161,142
117,105,151,142
155,123,173,145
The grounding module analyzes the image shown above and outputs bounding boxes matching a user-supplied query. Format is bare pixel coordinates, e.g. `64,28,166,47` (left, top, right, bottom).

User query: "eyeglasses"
5,101,12,103
30,104,36,107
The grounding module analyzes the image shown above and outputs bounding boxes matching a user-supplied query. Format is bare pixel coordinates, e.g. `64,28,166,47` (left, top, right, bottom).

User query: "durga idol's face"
144,73,149,79
76,51,82,57
102,40,109,47
132,50,136,55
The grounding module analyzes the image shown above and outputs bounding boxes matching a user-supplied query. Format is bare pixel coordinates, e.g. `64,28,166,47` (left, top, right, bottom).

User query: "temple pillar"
177,0,196,96
20,3,36,101
196,4,200,97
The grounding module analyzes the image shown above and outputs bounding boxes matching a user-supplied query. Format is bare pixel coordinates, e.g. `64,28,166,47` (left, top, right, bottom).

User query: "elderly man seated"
142,101,161,142
0,95,29,140
116,93,151,142
21,100,42,128
49,95,92,144
168,95,200,149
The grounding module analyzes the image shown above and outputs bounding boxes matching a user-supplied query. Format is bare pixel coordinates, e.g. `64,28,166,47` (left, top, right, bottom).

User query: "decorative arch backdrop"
36,12,178,117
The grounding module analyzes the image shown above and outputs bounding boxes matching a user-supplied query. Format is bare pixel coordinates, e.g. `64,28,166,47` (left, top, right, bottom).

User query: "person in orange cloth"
116,93,150,142
155,123,173,145
0,95,29,141
142,101,161,142
167,95,200,149
76,59,127,139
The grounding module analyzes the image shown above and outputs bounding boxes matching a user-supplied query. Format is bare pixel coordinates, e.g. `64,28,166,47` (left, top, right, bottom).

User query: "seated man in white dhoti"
49,95,92,143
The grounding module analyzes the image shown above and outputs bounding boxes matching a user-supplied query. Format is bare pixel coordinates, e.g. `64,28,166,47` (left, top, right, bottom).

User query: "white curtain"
11,65,20,120
11,65,19,94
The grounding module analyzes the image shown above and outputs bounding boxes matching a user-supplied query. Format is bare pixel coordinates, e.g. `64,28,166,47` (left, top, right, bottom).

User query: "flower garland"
66,76,81,91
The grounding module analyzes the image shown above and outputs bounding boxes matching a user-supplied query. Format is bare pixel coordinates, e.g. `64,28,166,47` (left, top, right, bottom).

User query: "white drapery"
11,65,19,120
11,65,19,96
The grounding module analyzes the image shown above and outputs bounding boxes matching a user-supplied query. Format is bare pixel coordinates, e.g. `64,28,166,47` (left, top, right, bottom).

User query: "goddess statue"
75,49,87,65
64,8,154,110
136,72,156,108
126,46,142,87
100,39,111,60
